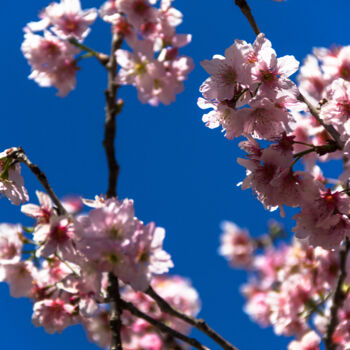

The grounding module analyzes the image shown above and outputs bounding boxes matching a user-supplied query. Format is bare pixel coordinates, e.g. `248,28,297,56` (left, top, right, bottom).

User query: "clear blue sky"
0,1,348,349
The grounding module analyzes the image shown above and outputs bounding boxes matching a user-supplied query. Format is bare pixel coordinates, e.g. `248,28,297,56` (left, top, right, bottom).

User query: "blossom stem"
102,31,124,350
234,0,261,36
8,148,67,216
146,286,240,350
297,94,344,149
323,237,350,350
120,298,210,350
68,38,109,66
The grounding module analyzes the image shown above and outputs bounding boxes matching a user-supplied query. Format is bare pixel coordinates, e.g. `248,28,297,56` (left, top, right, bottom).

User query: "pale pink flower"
240,97,293,140
320,45,350,82
242,286,271,327
40,0,98,41
0,261,36,298
288,331,321,350
22,30,79,97
251,34,299,98
238,146,303,213
34,216,77,259
0,148,29,205
116,41,189,106
297,54,327,103
116,0,158,29
21,31,78,72
61,196,83,215
321,78,350,136
139,333,162,350
99,0,119,23
199,39,253,101
21,190,54,224
219,221,254,268
32,298,76,333
0,224,23,264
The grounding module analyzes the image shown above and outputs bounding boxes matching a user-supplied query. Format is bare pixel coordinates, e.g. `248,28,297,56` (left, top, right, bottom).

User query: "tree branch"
103,32,124,198
323,237,350,350
102,31,124,350
8,147,67,216
120,299,210,350
234,0,261,36
146,286,240,350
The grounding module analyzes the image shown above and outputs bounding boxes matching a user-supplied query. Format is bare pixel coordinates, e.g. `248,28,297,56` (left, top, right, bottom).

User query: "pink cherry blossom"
288,331,321,350
0,224,23,264
219,221,254,268
39,0,97,41
32,298,77,333
21,190,54,224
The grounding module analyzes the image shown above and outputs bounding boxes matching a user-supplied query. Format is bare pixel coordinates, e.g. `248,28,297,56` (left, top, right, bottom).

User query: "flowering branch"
120,299,210,350
8,147,67,216
102,31,124,350
323,237,350,350
234,0,344,151
234,0,261,36
146,286,239,350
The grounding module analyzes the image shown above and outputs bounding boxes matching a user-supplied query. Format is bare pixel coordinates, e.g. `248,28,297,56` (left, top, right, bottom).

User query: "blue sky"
0,0,349,349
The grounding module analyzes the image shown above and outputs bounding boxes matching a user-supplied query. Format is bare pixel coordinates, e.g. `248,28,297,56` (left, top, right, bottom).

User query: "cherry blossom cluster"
21,0,193,104
0,190,178,338
218,221,350,350
100,0,193,106
199,36,350,250
84,275,200,349
21,0,98,96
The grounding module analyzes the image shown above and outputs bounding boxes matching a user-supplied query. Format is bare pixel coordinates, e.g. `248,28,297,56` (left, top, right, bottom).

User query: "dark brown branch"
234,0,261,35
108,273,123,350
120,299,210,350
103,32,124,198
323,237,350,350
9,147,67,216
297,94,344,149
146,286,239,350
102,32,124,350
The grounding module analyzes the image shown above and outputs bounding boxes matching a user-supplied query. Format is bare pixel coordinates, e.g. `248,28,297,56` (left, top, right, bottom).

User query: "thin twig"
234,0,261,35
146,286,239,350
8,147,67,216
297,94,344,149
120,299,210,350
102,31,124,350
68,38,109,67
323,237,350,350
